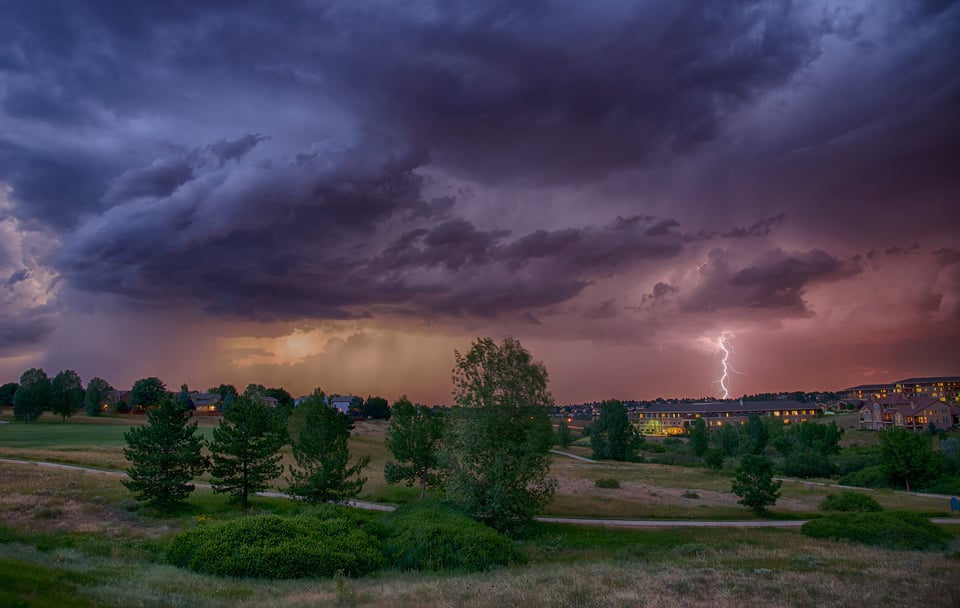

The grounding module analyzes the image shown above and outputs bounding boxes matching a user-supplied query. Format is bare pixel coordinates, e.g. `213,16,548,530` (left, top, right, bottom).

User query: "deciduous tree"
0,382,18,407
83,377,114,416
130,377,167,409
732,455,782,516
288,393,369,504
13,368,49,422
689,418,709,457
385,396,445,498
590,400,642,461
555,418,573,448
122,398,208,511
50,369,84,420
209,395,288,507
879,428,942,492
443,336,557,534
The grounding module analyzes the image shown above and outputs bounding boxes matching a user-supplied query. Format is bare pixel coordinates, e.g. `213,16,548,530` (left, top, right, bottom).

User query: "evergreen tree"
122,398,208,511
50,369,84,420
288,394,369,504
13,368,49,422
209,395,287,507
83,377,114,416
385,396,445,498
740,414,769,455
444,336,557,535
590,399,642,461
732,455,782,516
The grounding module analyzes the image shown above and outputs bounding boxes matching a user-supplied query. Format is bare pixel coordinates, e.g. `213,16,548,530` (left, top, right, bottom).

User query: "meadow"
2,409,959,607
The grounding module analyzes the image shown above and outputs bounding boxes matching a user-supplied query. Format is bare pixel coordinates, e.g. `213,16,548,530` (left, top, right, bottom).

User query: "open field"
2,462,960,607
1,412,955,519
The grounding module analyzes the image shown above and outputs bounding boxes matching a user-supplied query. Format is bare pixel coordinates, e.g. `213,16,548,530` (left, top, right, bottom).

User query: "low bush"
782,450,838,479
595,478,620,489
166,514,384,579
919,476,960,496
820,492,883,513
838,465,889,489
382,501,524,572
836,446,882,475
801,511,947,551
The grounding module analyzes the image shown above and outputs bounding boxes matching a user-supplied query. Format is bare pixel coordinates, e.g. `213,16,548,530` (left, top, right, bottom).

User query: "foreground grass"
2,461,960,607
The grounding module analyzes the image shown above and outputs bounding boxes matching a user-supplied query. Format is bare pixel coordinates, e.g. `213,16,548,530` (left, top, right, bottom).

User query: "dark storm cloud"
0,314,54,349
682,248,861,315
310,1,820,179
3,269,29,288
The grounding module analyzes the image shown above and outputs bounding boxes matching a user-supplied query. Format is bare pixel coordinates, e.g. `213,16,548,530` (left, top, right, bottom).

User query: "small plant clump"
801,511,948,551
166,514,384,578
819,491,883,513
383,501,524,572
594,478,620,489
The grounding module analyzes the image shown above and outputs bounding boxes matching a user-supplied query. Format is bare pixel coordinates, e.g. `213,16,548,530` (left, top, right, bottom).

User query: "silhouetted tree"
385,396,445,498
13,368,49,422
83,377,114,416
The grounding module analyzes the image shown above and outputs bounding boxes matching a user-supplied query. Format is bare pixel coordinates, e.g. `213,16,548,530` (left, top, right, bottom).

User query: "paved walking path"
549,449,598,463
3,457,958,526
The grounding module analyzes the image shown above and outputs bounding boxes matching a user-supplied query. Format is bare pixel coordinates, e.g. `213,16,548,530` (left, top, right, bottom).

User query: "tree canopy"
590,399,642,461
385,396,445,498
879,428,942,492
0,382,18,407
287,393,369,504
13,368,49,422
130,377,167,409
209,395,288,507
443,336,557,534
83,377,114,416
123,398,208,511
50,369,84,420
732,455,782,516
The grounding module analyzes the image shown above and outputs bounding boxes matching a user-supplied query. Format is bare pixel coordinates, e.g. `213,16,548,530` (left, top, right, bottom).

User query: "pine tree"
385,396,444,498
122,398,208,511
288,393,370,504
209,395,287,507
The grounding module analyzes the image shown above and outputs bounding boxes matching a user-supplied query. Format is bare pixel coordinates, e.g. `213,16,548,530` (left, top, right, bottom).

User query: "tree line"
122,336,556,535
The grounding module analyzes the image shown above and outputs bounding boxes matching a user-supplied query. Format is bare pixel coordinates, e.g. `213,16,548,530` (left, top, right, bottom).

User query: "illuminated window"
773,411,780,416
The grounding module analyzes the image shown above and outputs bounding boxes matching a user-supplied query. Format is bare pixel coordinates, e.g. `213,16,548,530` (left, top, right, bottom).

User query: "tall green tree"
688,418,709,457
266,387,295,417
590,400,642,461
443,336,557,534
13,368,49,422
879,428,942,491
361,395,391,420
130,377,167,409
732,455,782,516
209,395,288,507
50,369,84,420
385,396,445,498
740,414,769,455
122,398,208,511
0,382,18,407
288,394,369,504
83,377,114,416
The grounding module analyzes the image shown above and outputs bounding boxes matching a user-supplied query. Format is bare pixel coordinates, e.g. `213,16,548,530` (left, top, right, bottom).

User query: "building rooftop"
641,400,807,415
894,376,960,384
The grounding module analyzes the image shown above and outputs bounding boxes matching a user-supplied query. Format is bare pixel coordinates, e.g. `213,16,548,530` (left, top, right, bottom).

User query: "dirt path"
3,457,958,527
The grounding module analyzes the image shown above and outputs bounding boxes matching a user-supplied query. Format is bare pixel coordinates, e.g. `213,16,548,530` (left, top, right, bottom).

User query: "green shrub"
836,446,882,475
801,511,947,551
820,492,883,513
166,514,384,579
641,443,666,453
838,465,889,489
702,448,725,470
782,450,838,478
382,501,524,572
919,476,960,496
594,478,620,489
662,437,683,448
681,490,699,499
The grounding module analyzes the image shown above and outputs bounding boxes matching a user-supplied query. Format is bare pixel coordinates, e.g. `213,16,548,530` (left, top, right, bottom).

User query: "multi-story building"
892,376,960,402
636,400,818,436
846,383,894,401
859,395,958,431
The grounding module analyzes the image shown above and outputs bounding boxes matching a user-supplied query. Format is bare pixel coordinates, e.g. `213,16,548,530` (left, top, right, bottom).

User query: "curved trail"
3,457,958,527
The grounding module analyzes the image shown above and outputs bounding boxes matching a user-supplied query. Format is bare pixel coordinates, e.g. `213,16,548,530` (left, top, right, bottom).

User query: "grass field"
3,412,960,606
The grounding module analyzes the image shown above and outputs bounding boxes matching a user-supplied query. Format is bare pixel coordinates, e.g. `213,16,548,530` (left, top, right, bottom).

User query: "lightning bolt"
715,333,745,399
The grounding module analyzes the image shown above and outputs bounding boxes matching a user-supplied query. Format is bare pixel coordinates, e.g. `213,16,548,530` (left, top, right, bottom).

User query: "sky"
1,0,958,405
